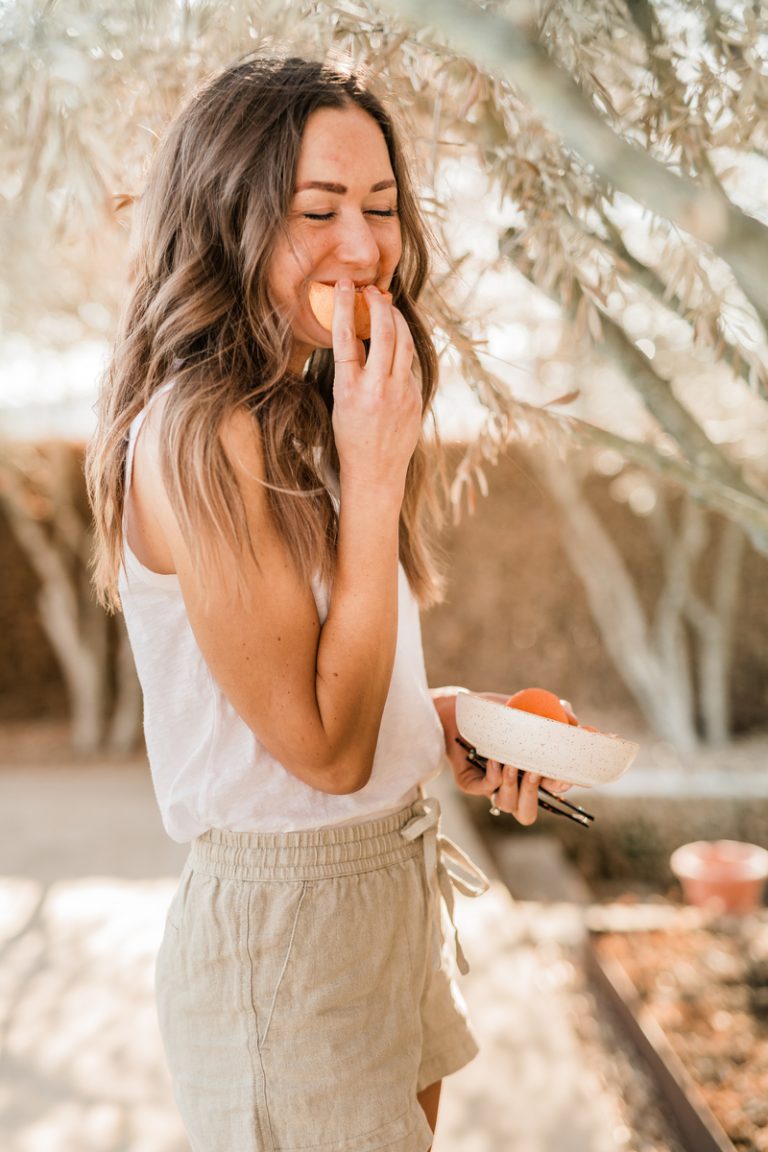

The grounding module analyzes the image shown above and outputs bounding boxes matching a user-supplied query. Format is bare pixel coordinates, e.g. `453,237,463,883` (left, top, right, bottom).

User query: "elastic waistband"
190,802,424,882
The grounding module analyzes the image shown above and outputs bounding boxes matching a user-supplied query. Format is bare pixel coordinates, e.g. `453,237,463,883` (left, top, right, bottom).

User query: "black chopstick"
455,736,595,828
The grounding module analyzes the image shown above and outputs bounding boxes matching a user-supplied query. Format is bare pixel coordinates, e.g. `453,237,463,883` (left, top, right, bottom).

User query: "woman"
86,55,558,1152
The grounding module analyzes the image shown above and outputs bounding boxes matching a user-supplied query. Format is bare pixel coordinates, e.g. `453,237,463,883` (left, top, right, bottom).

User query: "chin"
286,314,330,353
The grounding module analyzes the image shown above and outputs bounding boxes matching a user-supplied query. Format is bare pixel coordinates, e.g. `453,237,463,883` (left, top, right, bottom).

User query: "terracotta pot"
670,840,768,913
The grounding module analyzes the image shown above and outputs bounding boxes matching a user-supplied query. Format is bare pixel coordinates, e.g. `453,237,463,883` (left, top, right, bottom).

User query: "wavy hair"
86,55,444,612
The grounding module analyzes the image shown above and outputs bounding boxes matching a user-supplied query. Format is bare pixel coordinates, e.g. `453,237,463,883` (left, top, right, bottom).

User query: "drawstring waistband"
191,795,489,975
400,796,489,975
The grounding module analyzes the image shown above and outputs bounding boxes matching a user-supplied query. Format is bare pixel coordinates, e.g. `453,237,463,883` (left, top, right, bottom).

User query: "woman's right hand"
330,280,423,496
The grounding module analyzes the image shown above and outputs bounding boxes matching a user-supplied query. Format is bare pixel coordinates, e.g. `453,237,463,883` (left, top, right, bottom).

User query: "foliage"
2,0,766,524
1,0,767,747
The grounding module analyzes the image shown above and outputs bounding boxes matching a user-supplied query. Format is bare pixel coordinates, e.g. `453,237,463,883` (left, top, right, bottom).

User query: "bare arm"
133,282,423,795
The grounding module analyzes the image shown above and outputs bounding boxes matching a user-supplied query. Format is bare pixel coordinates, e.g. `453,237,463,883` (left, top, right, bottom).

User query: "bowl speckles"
455,693,639,787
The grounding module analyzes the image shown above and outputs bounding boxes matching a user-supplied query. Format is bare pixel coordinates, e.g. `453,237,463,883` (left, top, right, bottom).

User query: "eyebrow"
294,179,397,194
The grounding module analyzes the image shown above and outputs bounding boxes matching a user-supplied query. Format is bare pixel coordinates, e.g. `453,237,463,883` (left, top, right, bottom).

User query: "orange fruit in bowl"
308,281,372,340
505,687,571,725
505,688,603,733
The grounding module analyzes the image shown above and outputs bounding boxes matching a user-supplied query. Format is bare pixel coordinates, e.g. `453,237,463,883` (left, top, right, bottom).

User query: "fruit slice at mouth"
308,281,372,340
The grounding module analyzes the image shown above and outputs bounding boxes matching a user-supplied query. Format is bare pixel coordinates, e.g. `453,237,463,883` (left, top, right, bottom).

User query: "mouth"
315,280,376,291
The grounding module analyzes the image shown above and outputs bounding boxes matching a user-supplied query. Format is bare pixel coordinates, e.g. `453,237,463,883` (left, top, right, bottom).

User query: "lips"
317,281,374,289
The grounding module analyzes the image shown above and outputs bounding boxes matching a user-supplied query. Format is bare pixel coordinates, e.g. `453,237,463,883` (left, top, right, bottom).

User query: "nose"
335,210,381,269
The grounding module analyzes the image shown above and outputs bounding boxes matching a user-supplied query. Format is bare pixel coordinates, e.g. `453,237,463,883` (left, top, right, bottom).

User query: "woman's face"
267,103,402,368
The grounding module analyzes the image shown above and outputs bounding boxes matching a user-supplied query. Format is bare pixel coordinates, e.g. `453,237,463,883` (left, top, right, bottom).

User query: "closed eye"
301,209,398,221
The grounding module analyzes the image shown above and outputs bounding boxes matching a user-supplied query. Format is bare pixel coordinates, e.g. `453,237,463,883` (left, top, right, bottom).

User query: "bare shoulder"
215,404,272,516
133,388,167,478
131,396,271,565
139,391,264,482
218,403,265,474
133,396,271,539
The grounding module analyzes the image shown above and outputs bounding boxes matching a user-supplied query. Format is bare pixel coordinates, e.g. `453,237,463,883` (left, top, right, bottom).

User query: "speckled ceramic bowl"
455,692,639,787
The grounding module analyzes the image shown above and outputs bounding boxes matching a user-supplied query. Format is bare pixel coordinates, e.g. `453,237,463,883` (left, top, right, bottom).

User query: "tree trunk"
0,484,108,754
36,574,106,754
685,517,745,744
534,450,700,752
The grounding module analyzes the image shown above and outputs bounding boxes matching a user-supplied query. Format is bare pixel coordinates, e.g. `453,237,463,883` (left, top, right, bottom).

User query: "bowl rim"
456,692,639,748
455,692,639,786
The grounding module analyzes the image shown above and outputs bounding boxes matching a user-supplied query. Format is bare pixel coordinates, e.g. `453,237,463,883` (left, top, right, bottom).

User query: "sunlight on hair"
323,47,362,78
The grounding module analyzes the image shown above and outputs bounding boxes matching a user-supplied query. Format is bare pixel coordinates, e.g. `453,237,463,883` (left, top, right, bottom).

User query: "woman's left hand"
431,688,573,826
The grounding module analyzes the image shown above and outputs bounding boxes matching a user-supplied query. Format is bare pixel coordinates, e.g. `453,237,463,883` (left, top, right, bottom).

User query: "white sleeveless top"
118,385,445,842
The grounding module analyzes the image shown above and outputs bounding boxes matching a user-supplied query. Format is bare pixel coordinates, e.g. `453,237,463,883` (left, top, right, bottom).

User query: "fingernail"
529,774,542,786
337,279,353,291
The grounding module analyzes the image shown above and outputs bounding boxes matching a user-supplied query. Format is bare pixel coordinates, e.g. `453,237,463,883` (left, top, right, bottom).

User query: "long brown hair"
86,55,444,611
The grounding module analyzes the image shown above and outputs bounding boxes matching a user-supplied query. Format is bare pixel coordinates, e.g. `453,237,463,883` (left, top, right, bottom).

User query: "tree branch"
432,294,768,549
601,314,741,482
500,212,764,499
594,205,768,403
383,0,768,319
624,0,741,200
549,407,768,552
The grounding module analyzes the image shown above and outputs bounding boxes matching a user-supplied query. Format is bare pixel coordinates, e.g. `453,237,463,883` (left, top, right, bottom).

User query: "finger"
454,762,492,795
332,279,362,370
513,771,541,825
542,777,572,794
484,759,503,793
560,699,579,726
362,285,396,377
493,763,519,814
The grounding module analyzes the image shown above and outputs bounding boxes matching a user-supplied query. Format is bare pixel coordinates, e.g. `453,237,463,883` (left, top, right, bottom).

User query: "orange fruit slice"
308,281,372,340
505,687,570,724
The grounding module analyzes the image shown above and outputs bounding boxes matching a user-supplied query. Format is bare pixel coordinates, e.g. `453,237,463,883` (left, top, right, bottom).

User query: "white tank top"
118,385,445,842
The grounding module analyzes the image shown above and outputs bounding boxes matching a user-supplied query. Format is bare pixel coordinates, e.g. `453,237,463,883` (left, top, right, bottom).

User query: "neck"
289,341,312,375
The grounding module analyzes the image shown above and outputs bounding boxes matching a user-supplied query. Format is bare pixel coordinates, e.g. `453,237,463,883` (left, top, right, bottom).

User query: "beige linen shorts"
155,799,479,1152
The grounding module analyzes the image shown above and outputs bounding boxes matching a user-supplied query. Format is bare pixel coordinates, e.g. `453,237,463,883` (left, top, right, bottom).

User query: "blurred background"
1,1,767,1150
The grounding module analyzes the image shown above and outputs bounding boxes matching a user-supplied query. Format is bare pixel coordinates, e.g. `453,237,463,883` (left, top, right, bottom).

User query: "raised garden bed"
588,906,768,1152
